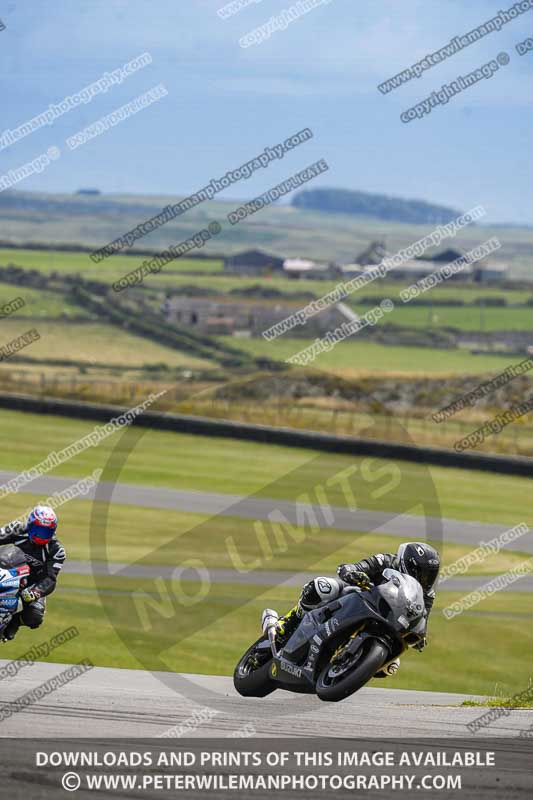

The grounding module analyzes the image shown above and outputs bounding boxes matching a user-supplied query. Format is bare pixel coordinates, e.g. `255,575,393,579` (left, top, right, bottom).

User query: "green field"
353,303,533,332
218,336,519,375
0,247,223,281
0,409,530,527
0,284,93,319
0,319,212,368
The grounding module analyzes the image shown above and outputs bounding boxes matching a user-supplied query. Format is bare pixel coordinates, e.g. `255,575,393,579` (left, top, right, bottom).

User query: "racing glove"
21,587,42,604
413,636,427,652
337,564,371,589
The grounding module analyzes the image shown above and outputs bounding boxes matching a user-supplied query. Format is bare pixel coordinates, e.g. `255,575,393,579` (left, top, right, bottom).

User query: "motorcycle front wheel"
233,636,276,698
316,638,389,702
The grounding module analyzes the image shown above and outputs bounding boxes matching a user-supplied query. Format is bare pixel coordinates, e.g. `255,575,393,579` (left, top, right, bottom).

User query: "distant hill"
292,188,463,225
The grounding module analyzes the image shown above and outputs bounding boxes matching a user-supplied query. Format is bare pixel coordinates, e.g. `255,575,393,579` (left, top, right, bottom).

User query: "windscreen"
376,568,425,625
0,544,27,569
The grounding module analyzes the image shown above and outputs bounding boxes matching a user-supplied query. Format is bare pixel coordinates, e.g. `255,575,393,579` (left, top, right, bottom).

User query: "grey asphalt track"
1,470,531,552
0,661,529,738
63,559,533,592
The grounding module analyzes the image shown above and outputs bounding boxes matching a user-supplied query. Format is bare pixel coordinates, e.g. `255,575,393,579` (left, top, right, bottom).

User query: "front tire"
233,637,276,698
316,639,389,702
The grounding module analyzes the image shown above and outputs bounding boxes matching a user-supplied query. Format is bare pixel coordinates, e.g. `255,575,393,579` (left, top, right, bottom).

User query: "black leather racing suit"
294,553,435,638
276,552,436,654
346,552,436,616
0,520,66,636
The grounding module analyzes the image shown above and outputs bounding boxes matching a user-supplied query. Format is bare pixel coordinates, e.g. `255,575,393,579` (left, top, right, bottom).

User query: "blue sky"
0,0,531,223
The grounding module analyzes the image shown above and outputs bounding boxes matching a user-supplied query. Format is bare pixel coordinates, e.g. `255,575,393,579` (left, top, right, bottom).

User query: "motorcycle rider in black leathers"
270,542,440,677
0,505,65,641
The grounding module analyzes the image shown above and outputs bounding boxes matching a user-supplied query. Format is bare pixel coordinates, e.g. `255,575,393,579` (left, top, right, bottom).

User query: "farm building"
354,241,387,266
385,260,473,281
223,249,284,275
423,247,464,263
161,296,348,337
283,258,340,280
474,264,509,283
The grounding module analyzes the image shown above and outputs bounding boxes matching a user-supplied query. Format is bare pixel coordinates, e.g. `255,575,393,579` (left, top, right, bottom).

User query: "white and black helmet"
397,542,440,592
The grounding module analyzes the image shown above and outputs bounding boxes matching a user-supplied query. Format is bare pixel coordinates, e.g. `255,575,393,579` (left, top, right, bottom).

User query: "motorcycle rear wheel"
316,638,389,702
233,636,276,698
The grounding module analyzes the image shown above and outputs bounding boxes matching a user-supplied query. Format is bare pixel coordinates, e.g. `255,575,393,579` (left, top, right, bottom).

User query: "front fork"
261,609,280,658
334,628,403,665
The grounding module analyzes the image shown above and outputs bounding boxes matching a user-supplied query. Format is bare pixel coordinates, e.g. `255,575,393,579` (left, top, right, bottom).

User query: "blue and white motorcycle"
0,545,30,638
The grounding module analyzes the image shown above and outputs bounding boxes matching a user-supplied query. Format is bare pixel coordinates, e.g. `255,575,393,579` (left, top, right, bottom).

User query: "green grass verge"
0,248,223,279
462,699,533,708
0,408,530,527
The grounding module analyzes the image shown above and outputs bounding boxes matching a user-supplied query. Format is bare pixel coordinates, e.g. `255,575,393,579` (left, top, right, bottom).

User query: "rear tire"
233,637,276,698
316,639,389,702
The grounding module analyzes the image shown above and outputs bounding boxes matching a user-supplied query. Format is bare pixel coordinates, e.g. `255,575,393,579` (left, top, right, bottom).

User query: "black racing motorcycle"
234,569,427,702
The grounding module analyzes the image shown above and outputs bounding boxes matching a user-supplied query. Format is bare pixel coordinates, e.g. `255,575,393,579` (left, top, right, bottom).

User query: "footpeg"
375,657,400,678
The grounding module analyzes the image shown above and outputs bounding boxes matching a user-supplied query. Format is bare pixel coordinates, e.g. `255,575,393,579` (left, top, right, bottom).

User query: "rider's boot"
273,604,304,647
1,614,21,642
374,657,401,678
